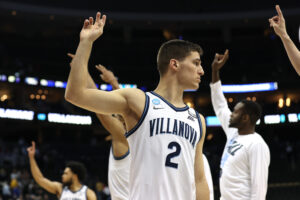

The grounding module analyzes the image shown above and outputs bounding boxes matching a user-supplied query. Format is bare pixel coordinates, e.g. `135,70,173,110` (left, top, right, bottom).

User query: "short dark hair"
240,100,262,125
66,161,87,182
157,39,203,76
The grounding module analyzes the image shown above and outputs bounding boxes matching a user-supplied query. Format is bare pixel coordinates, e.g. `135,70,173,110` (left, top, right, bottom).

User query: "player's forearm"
250,188,266,200
210,81,233,135
196,178,210,200
210,81,229,115
65,40,93,102
211,68,220,83
29,156,45,184
250,180,268,200
280,34,300,76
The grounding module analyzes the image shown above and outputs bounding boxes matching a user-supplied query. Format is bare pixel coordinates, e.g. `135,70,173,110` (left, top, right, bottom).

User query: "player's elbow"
64,88,80,104
64,89,74,103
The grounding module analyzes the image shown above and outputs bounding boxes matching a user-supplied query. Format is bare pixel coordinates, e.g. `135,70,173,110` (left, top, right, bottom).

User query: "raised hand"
95,64,118,85
269,5,287,38
27,141,36,158
211,49,229,71
80,12,107,43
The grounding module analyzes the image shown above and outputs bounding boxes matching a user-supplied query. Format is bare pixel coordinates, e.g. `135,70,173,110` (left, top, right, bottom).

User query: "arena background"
0,0,300,199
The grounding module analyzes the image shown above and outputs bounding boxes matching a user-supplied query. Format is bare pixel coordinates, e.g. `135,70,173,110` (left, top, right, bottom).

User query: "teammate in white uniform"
68,53,129,200
93,65,130,200
60,185,88,200
269,5,300,76
210,50,270,200
27,142,96,200
65,12,209,200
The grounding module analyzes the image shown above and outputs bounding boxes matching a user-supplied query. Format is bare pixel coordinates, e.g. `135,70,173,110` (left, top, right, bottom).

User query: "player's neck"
69,181,82,191
238,126,255,135
154,78,185,107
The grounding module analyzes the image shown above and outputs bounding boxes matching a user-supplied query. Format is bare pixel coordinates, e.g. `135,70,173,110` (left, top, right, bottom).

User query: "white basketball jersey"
60,185,87,200
125,91,203,200
108,147,130,200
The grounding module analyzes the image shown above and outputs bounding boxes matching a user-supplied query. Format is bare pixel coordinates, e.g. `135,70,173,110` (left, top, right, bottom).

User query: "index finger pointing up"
276,5,283,18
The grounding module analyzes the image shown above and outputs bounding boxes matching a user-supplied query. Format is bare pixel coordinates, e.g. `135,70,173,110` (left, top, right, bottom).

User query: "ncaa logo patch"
152,98,160,105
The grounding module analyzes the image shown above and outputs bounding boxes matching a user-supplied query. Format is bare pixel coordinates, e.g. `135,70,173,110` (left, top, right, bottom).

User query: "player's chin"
229,122,236,128
187,84,199,90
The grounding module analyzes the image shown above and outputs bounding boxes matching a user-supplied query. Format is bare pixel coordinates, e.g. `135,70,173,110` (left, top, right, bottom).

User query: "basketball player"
65,12,209,200
210,50,270,199
68,53,129,200
69,52,214,200
27,141,97,200
269,5,300,76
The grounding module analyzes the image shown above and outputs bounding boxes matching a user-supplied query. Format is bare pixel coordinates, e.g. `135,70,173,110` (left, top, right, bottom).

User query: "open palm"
80,12,107,42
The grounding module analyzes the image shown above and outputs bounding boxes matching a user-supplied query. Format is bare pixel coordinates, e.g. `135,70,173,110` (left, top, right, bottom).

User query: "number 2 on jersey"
165,142,181,169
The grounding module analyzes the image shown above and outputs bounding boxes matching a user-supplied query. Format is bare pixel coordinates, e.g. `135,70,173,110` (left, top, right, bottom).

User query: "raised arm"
210,50,233,136
65,12,124,115
67,53,98,90
27,142,62,196
194,115,209,200
65,12,145,117
68,53,128,156
269,5,300,76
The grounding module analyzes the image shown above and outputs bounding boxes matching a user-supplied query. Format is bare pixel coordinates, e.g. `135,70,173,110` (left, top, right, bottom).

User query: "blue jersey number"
165,142,181,169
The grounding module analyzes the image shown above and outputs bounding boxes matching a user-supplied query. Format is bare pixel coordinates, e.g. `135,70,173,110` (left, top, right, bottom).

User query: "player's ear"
170,59,179,72
242,113,249,122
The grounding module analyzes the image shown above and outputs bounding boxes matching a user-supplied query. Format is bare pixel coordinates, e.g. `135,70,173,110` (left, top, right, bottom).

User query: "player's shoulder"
119,88,145,99
86,187,97,200
252,133,268,143
249,133,269,150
